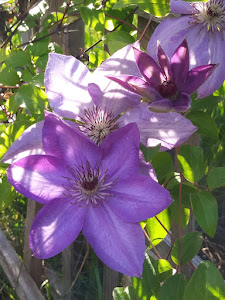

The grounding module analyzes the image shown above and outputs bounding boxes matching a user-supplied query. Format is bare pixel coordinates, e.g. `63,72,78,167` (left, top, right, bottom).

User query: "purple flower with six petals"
7,112,172,276
107,39,216,112
148,0,225,98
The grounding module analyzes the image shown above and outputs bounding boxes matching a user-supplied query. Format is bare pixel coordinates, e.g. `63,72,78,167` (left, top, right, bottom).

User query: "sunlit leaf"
184,261,225,300
113,0,170,17
178,145,205,183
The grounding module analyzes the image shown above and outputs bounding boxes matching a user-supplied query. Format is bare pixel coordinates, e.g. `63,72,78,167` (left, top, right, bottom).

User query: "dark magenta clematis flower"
107,39,216,112
7,112,172,277
148,0,225,98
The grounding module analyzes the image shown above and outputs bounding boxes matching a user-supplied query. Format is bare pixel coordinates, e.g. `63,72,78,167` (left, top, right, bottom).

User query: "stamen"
78,106,120,145
189,0,225,36
62,161,118,207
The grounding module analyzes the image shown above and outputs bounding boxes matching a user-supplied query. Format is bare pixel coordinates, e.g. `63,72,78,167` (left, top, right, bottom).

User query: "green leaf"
191,191,218,238
104,31,135,45
15,84,48,116
178,145,205,183
159,274,186,300
80,7,105,33
27,30,50,57
170,200,190,230
0,176,16,211
132,254,160,299
113,286,137,300
207,167,225,190
113,0,170,17
171,232,203,266
153,259,173,283
21,64,36,82
35,54,48,70
5,51,31,67
169,182,197,208
191,94,221,110
0,120,30,160
0,67,20,85
151,152,174,182
140,144,160,162
186,111,218,140
184,261,225,300
146,208,171,247
32,73,44,87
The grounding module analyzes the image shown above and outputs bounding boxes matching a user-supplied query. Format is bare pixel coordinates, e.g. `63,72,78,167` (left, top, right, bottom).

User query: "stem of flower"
138,15,153,43
143,228,162,259
178,170,183,274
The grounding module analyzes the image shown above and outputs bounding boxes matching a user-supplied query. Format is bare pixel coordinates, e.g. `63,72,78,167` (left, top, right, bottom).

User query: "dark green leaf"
207,167,225,190
152,259,173,283
171,232,203,266
178,145,205,183
132,254,160,299
186,111,218,139
27,30,50,57
151,152,174,182
159,274,186,300
140,144,160,162
0,67,20,85
35,54,48,70
5,51,31,67
191,191,218,238
146,208,171,247
184,261,225,300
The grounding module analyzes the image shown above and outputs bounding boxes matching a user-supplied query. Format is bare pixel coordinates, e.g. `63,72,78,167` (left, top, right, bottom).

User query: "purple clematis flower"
107,39,216,112
7,112,172,276
147,0,225,98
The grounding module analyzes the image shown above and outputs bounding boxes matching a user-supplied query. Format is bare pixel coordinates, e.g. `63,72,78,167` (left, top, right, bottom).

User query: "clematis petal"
147,17,191,61
133,47,164,87
45,53,93,119
157,44,172,80
173,93,191,112
2,121,44,164
109,175,172,223
197,36,225,98
138,151,158,182
43,112,101,166
148,99,174,113
93,43,141,115
105,75,146,95
7,155,67,203
120,103,197,150
183,64,217,95
30,198,85,259
171,39,189,89
100,123,139,181
83,202,145,277
170,0,195,14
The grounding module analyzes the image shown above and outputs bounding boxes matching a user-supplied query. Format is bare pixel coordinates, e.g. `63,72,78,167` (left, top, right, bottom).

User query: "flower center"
78,106,120,145
62,161,118,207
190,0,225,34
158,80,178,100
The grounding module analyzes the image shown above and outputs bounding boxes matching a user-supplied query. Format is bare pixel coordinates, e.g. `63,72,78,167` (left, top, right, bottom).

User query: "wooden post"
0,227,45,300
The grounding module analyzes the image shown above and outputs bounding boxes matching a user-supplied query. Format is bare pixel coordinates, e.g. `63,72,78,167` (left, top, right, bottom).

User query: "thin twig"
143,229,162,259
66,240,89,295
178,170,183,274
138,15,153,43
83,6,139,53
58,0,72,27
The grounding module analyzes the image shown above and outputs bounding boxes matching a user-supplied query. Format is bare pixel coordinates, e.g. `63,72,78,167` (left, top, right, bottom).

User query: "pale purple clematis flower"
148,0,224,98
7,112,172,276
108,39,216,112
2,45,197,164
